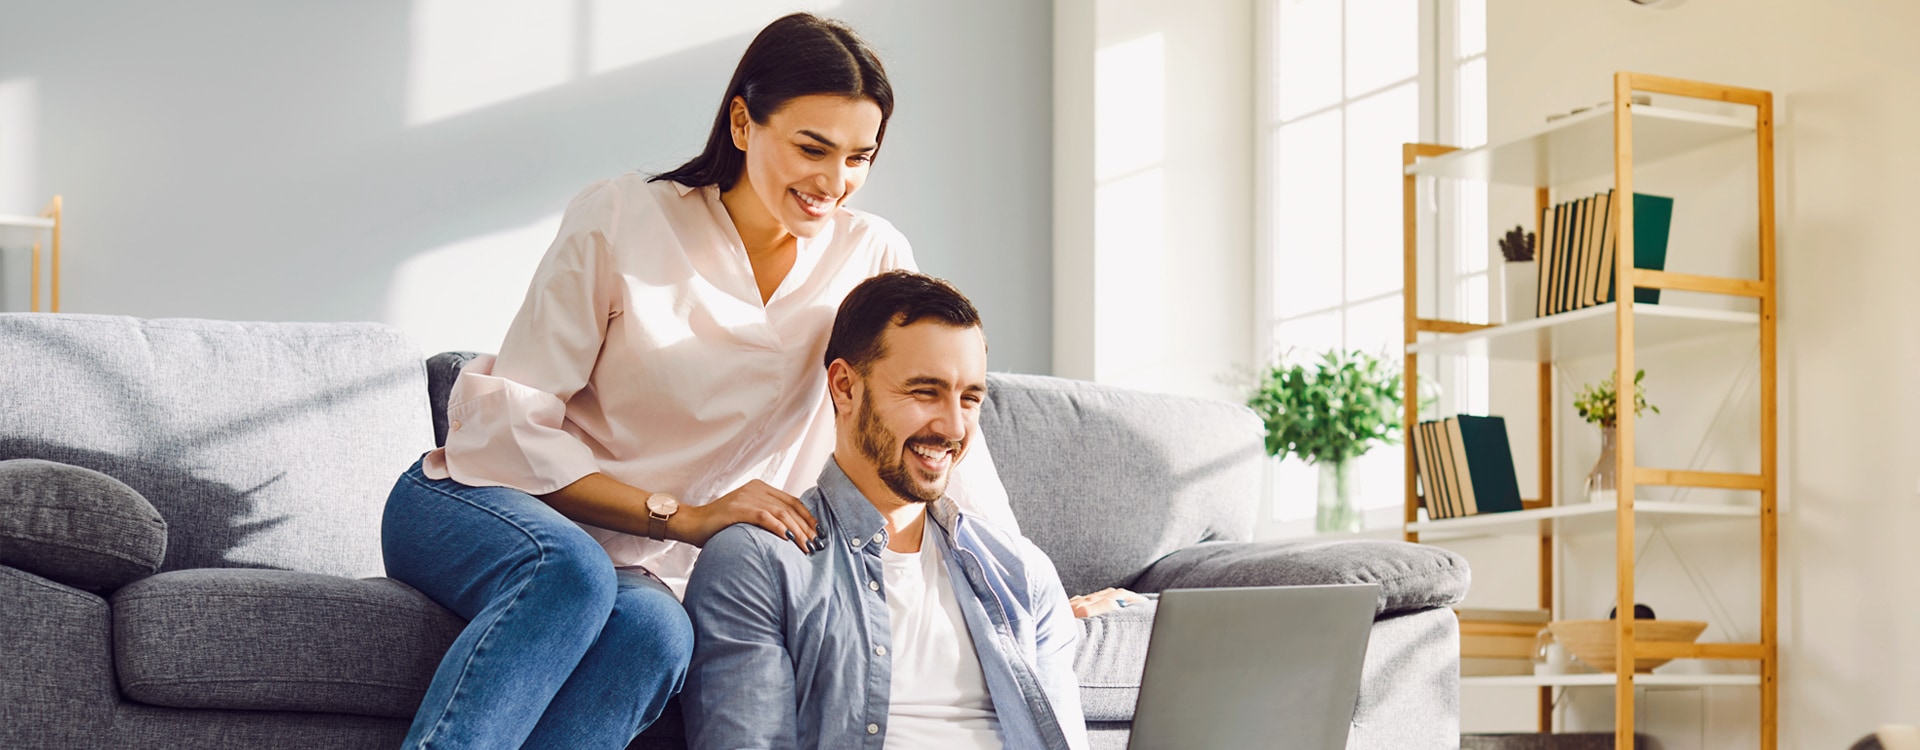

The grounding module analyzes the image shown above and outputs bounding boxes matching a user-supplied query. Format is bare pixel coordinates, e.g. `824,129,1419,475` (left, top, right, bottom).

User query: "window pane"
1344,0,1418,96
1276,0,1341,121
1354,443,1406,511
1274,110,1343,319
1345,293,1403,356
1456,56,1487,148
1273,308,1341,355
1344,82,1418,300
1457,0,1487,59
1271,455,1318,522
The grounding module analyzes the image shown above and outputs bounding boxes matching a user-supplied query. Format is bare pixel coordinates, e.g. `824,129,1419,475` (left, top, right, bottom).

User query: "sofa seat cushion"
111,569,463,718
1072,597,1158,722
1133,539,1471,615
0,459,166,592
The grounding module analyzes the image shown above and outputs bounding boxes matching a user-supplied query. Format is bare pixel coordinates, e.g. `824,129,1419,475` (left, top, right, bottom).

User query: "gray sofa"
1,314,1468,749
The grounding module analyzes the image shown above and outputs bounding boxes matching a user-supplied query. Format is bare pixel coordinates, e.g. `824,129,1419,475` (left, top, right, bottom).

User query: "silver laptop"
1126,584,1380,750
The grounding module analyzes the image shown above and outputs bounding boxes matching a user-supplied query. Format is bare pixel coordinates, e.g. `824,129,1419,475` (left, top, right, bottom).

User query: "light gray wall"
0,1,1053,373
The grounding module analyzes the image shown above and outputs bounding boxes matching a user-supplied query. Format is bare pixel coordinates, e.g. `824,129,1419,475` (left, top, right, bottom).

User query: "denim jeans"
382,459,692,750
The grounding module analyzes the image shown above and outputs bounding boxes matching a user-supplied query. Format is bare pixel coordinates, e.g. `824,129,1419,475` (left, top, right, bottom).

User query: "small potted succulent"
1499,225,1537,323
1247,350,1404,532
1572,369,1659,504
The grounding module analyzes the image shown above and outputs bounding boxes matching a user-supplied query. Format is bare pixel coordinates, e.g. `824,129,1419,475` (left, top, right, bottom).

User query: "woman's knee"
603,586,695,670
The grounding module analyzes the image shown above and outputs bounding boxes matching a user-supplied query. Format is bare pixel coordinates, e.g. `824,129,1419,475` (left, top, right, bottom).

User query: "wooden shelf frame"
2,197,65,312
1400,73,1777,749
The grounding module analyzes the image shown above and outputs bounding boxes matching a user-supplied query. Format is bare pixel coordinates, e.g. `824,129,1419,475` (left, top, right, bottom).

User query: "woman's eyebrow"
797,129,878,153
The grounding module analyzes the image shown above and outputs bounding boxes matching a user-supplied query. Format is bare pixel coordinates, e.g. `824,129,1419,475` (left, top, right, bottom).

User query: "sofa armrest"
1133,539,1469,616
426,351,483,447
0,459,167,592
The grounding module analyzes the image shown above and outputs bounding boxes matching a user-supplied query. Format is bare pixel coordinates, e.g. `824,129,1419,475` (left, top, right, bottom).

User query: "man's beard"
854,390,955,504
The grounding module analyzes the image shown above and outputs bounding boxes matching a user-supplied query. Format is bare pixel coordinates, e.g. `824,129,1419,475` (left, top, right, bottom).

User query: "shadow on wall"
0,0,1055,369
0,438,291,574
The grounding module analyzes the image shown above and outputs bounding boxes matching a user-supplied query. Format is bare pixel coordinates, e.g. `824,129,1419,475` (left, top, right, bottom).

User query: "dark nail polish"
785,529,795,541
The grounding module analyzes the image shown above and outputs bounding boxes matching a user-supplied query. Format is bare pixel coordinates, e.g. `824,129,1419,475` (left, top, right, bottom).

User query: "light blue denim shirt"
682,459,1088,750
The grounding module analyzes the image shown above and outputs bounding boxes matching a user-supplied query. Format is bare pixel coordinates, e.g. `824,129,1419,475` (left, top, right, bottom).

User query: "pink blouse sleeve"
438,182,625,494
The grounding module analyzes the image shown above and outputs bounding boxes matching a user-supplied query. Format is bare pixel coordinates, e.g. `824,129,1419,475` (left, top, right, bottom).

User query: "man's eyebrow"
902,376,949,389
798,129,878,153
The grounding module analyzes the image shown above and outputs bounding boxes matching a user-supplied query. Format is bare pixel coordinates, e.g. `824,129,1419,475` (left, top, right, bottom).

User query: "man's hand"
1069,587,1148,618
670,480,822,554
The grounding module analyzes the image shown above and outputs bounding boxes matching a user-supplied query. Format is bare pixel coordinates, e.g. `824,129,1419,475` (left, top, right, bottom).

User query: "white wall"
1052,0,1254,401
0,0,1055,373
1475,0,1920,746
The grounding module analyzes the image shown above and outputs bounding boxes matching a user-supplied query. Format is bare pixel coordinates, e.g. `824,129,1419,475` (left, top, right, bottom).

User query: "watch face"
647,494,679,516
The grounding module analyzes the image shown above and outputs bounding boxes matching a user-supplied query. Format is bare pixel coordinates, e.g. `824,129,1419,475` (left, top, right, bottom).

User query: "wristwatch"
646,493,680,541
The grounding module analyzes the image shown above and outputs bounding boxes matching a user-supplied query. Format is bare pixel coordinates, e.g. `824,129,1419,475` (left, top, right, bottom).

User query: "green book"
1602,192,1674,305
1453,415,1524,515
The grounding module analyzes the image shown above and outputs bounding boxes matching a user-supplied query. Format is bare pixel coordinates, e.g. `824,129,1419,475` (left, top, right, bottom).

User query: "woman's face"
731,94,884,239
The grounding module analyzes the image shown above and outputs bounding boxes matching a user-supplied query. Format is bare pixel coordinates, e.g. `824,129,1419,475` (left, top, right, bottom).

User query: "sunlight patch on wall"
588,0,841,76
384,212,562,355
1091,33,1167,386
0,78,37,215
406,0,577,126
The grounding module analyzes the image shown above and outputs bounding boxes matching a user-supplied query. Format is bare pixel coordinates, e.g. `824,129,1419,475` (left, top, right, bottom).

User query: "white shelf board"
0,215,54,230
1407,303,1757,363
1405,104,1754,187
1407,501,1756,542
1464,672,1760,688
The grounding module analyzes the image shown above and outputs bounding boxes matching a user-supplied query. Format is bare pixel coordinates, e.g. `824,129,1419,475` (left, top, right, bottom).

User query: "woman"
380,13,1024,749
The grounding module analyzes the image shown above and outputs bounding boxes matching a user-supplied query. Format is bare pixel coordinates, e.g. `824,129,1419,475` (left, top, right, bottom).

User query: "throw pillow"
0,458,167,591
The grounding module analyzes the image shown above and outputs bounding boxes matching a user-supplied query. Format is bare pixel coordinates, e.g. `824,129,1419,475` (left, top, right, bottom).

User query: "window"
1256,0,1486,532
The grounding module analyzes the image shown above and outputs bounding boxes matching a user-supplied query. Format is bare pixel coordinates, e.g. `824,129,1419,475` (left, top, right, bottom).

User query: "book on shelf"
1533,190,1673,316
1412,415,1523,520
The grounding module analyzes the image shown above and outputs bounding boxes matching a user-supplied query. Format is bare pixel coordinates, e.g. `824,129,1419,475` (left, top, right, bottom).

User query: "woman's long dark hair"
651,13,894,192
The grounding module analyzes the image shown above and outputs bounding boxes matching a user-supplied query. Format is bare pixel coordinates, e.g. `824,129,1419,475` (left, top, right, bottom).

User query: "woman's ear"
729,97,751,151
826,359,858,415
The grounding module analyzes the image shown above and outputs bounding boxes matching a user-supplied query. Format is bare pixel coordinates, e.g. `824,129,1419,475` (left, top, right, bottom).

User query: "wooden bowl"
1549,619,1708,673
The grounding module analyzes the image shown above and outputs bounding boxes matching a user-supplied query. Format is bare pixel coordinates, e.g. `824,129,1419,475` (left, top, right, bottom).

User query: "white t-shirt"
878,522,1002,749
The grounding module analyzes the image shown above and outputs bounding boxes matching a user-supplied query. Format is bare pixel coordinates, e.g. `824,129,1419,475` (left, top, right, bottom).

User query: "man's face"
845,321,988,504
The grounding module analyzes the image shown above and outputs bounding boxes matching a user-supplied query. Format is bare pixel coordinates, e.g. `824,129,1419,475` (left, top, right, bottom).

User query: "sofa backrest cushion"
979,373,1264,595
0,314,432,578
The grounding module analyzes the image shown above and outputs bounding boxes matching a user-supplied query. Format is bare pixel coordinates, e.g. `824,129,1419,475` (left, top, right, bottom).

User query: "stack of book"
1535,190,1675,317
1413,415,1523,520
1456,607,1551,676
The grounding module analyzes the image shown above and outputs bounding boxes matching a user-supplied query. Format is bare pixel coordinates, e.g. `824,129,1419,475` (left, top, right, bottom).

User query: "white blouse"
422,173,1017,595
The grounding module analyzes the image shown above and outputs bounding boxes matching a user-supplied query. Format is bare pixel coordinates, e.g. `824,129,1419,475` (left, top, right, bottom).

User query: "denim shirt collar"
816,456,965,552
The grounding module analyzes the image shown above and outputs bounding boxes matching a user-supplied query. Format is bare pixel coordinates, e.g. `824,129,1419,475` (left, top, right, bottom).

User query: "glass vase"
1585,424,1618,504
1316,455,1362,533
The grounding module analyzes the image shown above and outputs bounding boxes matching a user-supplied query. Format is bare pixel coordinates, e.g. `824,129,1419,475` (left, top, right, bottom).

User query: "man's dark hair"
824,271,982,373
651,13,894,192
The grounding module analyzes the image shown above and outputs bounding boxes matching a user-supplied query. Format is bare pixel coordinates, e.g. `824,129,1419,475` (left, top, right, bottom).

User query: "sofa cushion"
1133,539,1471,615
0,314,433,579
1072,597,1159,722
979,373,1265,595
0,459,166,592
111,569,463,718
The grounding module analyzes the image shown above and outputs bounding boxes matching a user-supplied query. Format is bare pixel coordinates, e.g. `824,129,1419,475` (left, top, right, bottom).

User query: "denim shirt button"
867,580,880,591
867,723,879,735
871,532,884,545
875,645,887,656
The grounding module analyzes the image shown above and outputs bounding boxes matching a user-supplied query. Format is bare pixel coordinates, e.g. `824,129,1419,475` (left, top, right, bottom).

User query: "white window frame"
1252,0,1486,539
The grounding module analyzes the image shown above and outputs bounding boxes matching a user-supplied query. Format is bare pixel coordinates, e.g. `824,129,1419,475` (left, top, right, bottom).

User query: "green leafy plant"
1247,350,1404,465
1573,369,1659,428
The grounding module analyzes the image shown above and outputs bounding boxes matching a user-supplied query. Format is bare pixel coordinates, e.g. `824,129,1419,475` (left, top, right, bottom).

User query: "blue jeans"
382,459,692,750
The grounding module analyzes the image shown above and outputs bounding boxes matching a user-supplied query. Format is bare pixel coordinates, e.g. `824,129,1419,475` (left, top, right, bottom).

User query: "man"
682,271,1087,750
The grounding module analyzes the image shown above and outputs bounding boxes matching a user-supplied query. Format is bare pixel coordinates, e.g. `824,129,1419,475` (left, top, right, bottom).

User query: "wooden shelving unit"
0,196,64,312
1400,73,1777,749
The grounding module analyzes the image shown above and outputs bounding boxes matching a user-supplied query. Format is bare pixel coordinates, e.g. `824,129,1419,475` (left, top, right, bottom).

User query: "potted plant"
1499,224,1537,323
1247,350,1404,533
1571,369,1659,504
